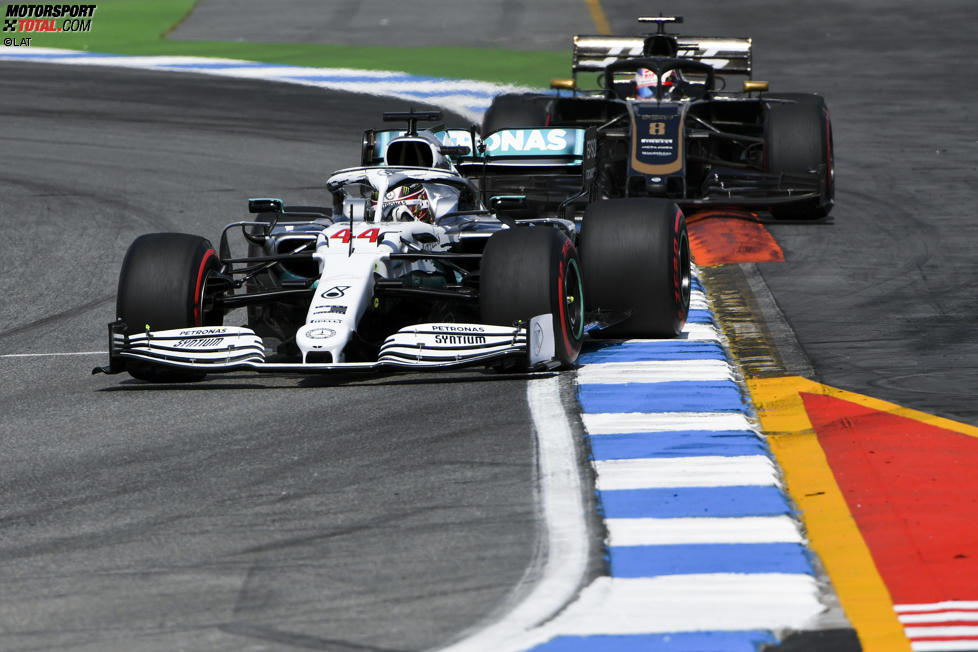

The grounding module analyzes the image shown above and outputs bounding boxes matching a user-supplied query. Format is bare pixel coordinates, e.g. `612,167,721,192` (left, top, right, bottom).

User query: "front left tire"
764,96,834,219
580,198,691,338
116,232,223,381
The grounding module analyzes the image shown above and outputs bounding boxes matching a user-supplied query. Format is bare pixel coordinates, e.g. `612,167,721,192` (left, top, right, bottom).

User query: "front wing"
93,316,558,376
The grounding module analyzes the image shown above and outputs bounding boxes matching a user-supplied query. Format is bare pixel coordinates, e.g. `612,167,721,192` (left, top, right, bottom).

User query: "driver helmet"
635,68,679,99
374,183,431,222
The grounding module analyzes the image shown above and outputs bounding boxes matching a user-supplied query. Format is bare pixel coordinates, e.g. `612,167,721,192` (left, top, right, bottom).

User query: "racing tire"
764,96,834,219
580,198,690,338
481,93,552,136
116,233,222,382
480,226,584,368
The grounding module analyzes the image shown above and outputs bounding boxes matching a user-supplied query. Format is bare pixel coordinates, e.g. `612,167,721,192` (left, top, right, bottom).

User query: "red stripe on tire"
193,248,216,326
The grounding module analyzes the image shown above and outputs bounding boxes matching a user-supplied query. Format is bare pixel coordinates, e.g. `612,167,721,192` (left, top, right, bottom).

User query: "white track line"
435,375,589,652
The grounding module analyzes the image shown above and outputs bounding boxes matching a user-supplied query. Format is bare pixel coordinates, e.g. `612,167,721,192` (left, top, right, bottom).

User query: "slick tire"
116,233,222,382
764,96,834,219
481,93,552,136
480,226,584,368
580,198,691,338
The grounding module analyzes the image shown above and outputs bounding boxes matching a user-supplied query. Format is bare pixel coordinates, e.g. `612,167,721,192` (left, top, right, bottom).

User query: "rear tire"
482,93,552,136
480,226,584,368
764,96,834,219
116,233,222,382
581,198,690,338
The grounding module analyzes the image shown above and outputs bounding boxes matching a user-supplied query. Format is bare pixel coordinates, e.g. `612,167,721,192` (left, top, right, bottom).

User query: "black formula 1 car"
95,111,691,382
474,16,834,220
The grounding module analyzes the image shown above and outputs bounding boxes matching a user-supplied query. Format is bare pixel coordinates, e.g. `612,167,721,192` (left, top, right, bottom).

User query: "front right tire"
480,226,584,368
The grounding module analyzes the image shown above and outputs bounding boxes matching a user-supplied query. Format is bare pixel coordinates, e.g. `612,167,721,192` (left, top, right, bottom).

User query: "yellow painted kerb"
748,376,911,652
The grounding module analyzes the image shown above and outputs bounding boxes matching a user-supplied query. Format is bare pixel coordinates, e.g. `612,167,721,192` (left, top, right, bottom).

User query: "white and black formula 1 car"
94,111,690,382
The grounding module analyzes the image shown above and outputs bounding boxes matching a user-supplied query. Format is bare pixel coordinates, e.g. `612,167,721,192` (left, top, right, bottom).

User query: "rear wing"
572,35,753,77
363,128,586,168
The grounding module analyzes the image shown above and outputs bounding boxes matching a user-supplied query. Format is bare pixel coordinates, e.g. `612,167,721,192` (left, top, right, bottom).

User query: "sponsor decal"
178,327,228,336
482,129,569,154
591,44,644,68
313,305,347,315
430,325,485,333
320,285,350,299
582,126,598,188
373,128,585,160
441,129,584,157
306,328,337,340
434,334,487,345
177,337,225,348
177,337,224,349
630,104,684,174
309,318,343,324
3,3,97,38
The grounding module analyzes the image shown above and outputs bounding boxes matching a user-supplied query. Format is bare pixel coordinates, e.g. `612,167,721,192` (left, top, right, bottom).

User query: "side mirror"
743,80,769,93
442,145,471,159
551,78,576,91
361,129,377,166
490,195,528,212
248,198,283,214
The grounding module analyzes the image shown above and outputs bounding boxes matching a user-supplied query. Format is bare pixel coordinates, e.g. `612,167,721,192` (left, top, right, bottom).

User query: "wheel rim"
564,257,585,339
198,269,220,326
678,231,691,311
194,249,224,326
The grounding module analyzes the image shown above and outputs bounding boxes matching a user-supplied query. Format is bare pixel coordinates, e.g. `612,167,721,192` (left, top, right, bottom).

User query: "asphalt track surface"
0,65,579,651
2,1,977,650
